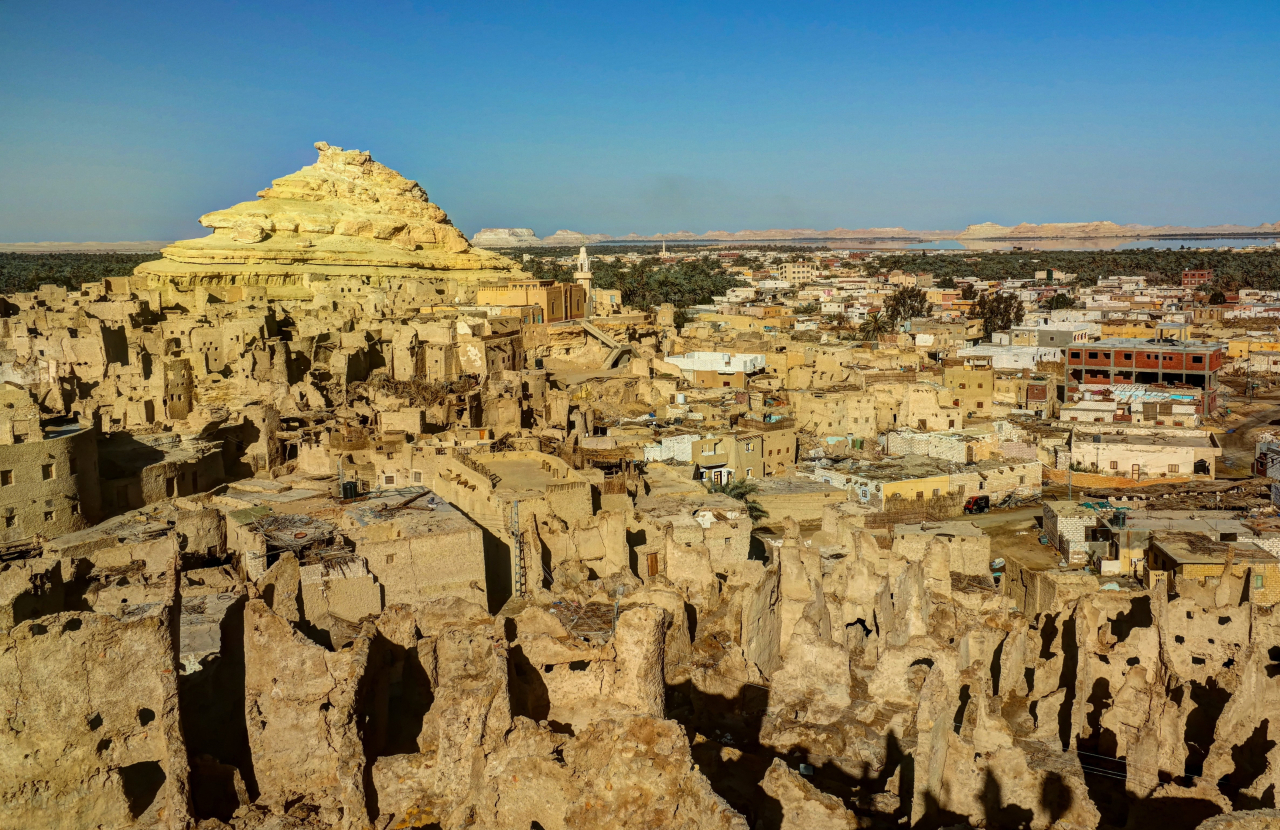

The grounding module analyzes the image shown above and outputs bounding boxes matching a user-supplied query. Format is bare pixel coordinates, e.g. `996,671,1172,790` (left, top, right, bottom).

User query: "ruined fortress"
2,144,1279,830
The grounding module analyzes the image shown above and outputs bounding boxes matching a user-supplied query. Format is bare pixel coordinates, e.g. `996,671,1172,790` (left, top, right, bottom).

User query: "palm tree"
859,312,890,340
705,478,770,523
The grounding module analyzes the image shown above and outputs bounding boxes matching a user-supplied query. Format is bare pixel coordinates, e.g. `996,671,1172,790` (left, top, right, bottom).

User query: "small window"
41,464,53,481
1019,476,1026,485
932,488,940,497
385,554,395,565
977,402,983,409
43,511,53,522
71,503,79,515
69,458,77,475
959,383,966,389
1110,461,1118,470
1168,464,1179,473
1071,351,1081,360
1088,352,1098,359
1123,353,1133,360
1192,355,1203,363
3,516,13,528
1255,574,1265,589
977,383,983,389
0,470,11,486
384,475,395,485
413,471,423,483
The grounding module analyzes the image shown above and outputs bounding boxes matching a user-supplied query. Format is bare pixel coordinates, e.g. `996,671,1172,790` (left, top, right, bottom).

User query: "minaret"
574,246,594,318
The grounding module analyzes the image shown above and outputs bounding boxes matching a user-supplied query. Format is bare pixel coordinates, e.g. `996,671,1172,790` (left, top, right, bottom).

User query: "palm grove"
847,285,1024,342
524,255,745,311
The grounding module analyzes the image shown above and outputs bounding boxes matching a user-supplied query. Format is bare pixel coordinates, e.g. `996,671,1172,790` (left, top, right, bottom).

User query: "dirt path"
1215,390,1280,475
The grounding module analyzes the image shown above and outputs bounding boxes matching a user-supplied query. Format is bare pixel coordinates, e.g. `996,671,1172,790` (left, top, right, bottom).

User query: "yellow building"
691,426,797,482
1227,336,1280,359
943,365,995,415
475,279,585,322
1148,534,1280,606
697,312,796,332
1100,321,1189,341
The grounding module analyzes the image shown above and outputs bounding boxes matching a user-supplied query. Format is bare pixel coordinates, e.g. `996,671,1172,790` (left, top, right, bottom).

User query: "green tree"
704,478,769,524
591,256,743,310
960,283,977,301
1042,293,1077,310
1208,289,1227,305
882,286,932,325
936,275,957,289
970,292,1025,339
795,301,820,315
859,311,891,340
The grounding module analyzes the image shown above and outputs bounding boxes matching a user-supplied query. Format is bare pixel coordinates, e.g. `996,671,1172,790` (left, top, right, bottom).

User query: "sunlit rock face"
134,142,519,301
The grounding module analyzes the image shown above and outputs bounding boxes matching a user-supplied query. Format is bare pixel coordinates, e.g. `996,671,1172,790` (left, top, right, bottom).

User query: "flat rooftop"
486,456,585,494
1081,337,1222,352
840,454,1039,483
1090,433,1215,448
1152,531,1277,565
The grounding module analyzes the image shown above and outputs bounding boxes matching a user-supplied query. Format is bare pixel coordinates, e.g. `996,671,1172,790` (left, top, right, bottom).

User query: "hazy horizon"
2,1,1278,243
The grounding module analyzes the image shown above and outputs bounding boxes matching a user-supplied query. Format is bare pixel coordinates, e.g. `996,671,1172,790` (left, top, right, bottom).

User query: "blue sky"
2,0,1278,241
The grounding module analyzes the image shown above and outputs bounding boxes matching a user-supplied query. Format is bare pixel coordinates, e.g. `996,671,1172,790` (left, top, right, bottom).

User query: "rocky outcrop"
134,143,519,300
761,759,861,829
469,228,614,247
540,229,612,246
1197,809,1280,829
471,227,541,247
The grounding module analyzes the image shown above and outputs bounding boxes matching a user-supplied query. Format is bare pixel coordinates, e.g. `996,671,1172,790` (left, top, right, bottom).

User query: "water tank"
341,481,358,500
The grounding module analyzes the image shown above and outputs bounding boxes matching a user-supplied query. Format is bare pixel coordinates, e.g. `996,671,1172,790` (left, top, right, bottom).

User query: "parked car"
963,495,990,514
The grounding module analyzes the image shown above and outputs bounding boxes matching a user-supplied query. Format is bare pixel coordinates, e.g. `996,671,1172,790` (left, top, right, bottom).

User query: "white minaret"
574,246,594,318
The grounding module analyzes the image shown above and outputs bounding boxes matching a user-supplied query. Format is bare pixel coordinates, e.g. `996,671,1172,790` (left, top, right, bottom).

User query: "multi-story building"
779,262,814,281
474,278,586,322
1182,269,1213,288
1065,338,1224,413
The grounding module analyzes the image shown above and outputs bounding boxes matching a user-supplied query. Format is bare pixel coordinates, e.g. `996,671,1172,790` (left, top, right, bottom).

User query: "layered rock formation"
470,228,613,247
957,220,1280,240
134,143,519,302
540,229,612,246
471,227,541,247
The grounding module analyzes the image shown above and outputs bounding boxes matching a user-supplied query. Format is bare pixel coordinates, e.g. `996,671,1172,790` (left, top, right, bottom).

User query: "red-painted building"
1182,269,1213,288
1065,337,1224,413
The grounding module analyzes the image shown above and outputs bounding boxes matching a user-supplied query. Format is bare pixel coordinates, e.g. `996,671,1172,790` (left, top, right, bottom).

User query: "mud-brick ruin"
3,144,1280,830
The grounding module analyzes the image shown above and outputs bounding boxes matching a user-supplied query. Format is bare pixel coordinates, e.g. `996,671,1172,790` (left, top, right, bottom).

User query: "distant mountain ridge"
471,221,1280,246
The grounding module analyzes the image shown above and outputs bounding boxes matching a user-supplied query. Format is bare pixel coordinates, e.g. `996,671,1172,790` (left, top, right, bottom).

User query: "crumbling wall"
0,606,191,829
242,599,372,828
